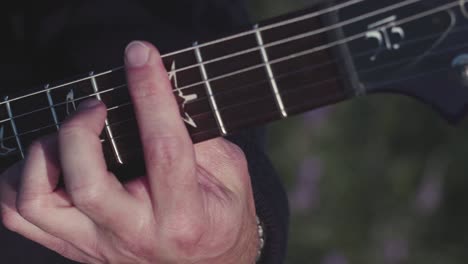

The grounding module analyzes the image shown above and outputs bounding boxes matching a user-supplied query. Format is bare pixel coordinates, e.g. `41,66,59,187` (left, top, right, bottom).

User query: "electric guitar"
0,0,467,180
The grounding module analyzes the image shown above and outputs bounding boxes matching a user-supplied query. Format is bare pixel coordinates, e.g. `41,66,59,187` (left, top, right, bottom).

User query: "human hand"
0,41,259,263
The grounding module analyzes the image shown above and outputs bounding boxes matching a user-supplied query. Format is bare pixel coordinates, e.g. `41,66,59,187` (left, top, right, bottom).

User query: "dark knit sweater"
0,1,289,263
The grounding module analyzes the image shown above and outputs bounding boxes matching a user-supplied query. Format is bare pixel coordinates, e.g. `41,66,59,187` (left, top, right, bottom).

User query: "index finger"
124,41,202,216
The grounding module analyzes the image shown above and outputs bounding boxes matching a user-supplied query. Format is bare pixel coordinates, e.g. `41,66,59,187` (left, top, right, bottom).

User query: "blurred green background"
247,1,468,263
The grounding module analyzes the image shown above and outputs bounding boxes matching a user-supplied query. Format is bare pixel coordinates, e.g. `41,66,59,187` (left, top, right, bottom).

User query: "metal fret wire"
2,35,466,146
0,1,462,148
0,0,420,108
0,0,456,124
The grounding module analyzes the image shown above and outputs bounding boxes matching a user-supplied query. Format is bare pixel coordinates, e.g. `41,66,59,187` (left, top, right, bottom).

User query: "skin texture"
0,41,258,263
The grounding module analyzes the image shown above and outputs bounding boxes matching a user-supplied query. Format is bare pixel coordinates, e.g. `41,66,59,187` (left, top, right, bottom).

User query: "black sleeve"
0,1,289,263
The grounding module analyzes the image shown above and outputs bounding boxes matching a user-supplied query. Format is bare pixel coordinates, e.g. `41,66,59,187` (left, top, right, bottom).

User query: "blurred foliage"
247,1,468,263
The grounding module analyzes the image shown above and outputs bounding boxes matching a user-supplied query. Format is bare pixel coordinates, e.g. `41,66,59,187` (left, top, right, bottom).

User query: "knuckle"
131,79,159,98
16,197,42,222
1,207,19,232
58,123,85,142
162,218,205,255
146,136,187,172
69,184,102,211
119,234,155,260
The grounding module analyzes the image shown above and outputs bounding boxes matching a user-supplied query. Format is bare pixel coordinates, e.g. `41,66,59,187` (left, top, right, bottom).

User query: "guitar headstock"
338,0,468,123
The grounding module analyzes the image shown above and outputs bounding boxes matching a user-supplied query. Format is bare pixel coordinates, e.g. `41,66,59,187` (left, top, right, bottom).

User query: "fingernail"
78,99,101,110
125,41,150,68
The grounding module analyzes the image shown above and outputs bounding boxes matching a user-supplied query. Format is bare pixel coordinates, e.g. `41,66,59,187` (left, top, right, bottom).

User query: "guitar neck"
0,2,355,174
1,0,467,178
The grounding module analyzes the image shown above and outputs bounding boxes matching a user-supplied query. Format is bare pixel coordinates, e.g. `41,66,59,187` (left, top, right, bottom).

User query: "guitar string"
0,0,462,161
0,0,450,133
104,31,468,138
82,42,468,144
0,6,465,172
151,0,424,77
167,0,460,93
0,0,364,107
0,63,455,160
0,0,428,107
0,8,464,137
0,0,463,140
74,66,460,165
160,0,366,58
0,0,458,125
0,17,454,125
1,15,444,125
158,0,468,77
0,1,463,146
1,36,466,148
